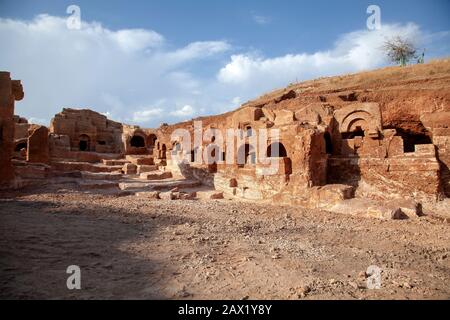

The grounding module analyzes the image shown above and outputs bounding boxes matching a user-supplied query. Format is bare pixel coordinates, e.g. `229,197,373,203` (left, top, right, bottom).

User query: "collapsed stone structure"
1,60,449,219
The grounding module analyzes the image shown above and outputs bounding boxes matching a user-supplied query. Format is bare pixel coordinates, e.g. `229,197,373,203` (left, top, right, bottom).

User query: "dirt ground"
0,183,449,300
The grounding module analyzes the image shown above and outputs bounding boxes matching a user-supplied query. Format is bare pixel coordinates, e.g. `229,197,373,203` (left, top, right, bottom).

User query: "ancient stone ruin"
1,61,449,220
0,72,24,186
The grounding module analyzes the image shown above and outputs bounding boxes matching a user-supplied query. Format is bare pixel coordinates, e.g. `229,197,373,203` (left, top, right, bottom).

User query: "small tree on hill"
383,36,417,66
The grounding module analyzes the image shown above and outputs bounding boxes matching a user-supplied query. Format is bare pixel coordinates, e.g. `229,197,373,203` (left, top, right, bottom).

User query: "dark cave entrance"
324,132,333,154
341,126,365,139
266,142,288,157
79,135,90,151
130,135,145,148
386,124,433,153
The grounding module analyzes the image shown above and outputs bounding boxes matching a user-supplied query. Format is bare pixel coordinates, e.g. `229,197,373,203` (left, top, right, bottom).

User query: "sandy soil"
0,184,449,300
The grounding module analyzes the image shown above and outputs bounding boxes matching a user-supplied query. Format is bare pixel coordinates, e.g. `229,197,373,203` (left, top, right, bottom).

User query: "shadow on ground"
0,196,193,299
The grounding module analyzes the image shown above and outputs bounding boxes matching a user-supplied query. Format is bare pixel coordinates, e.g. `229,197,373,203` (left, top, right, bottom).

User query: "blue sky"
1,0,449,127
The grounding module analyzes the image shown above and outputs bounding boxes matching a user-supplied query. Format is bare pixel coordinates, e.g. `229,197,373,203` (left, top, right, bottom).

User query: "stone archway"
147,134,157,149
266,142,288,157
130,135,146,148
238,143,256,167
14,140,27,152
79,134,90,151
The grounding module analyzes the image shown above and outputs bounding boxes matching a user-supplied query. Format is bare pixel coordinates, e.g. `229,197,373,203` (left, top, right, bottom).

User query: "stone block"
274,109,294,126
180,191,197,200
27,126,49,164
140,171,172,180
414,144,435,156
123,163,137,175
160,191,177,200
126,155,154,165
136,191,160,199
197,190,224,200
137,165,158,174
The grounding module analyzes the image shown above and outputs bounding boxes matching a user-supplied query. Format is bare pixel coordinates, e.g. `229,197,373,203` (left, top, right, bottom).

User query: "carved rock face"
12,80,24,101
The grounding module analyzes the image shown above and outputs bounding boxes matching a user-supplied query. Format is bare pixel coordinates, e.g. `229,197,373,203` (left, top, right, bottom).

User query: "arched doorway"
246,125,253,137
147,134,157,149
341,126,365,139
15,141,27,152
171,142,181,156
79,134,90,151
238,143,256,167
266,142,287,157
161,144,167,159
130,135,145,148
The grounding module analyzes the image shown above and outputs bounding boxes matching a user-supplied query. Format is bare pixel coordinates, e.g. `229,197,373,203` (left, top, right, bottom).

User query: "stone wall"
2,61,448,205
0,72,24,187
50,108,123,155
158,100,445,203
421,111,450,197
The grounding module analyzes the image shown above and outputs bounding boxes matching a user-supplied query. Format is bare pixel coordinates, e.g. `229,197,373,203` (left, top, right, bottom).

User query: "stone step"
102,159,130,166
51,171,82,178
52,161,123,173
125,155,154,165
135,190,197,200
137,165,159,174
118,179,201,192
77,180,120,190
139,171,173,180
150,179,201,191
196,190,224,200
81,171,123,180
15,163,51,179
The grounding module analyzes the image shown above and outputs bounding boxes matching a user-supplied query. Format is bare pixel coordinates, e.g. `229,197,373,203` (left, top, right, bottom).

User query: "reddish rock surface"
27,126,49,164
0,72,24,187
2,60,450,206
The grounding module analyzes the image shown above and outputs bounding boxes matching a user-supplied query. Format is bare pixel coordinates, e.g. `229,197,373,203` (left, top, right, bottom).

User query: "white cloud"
231,97,241,106
0,14,448,129
28,117,48,125
218,23,425,91
167,41,231,62
111,29,164,52
170,105,195,117
132,108,164,123
251,12,271,25
0,14,230,127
